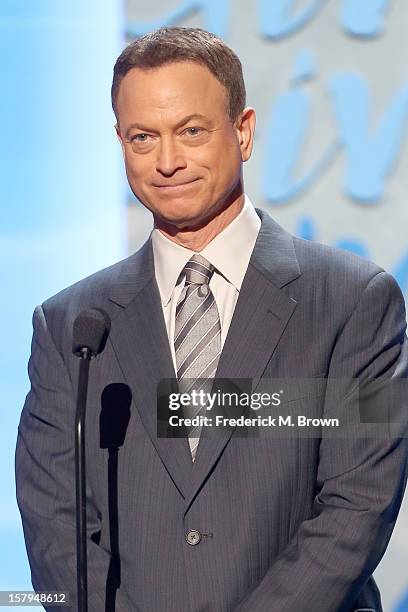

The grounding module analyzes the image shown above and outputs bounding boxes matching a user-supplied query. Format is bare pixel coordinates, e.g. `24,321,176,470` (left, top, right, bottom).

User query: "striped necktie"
175,254,221,461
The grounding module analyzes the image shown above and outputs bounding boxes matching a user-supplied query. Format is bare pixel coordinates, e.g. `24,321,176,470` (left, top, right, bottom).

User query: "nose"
155,136,187,176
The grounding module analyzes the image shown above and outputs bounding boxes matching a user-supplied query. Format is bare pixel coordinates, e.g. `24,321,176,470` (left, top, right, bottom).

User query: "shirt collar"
151,195,261,306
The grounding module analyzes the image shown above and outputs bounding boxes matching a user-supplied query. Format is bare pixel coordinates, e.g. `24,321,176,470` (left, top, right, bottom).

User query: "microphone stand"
75,347,92,612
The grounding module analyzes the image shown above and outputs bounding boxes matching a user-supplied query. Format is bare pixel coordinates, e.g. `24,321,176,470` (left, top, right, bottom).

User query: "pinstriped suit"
16,208,408,611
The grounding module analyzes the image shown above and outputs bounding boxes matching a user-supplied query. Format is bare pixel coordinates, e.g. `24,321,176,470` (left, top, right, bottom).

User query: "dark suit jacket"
16,208,408,611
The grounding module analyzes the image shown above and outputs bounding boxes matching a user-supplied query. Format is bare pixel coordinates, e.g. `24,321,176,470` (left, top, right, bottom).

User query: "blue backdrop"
0,2,125,609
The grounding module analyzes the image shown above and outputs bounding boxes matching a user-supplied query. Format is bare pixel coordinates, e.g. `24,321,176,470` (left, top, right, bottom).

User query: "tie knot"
184,254,214,285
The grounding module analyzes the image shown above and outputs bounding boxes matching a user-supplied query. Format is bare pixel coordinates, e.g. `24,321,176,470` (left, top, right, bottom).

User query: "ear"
114,123,126,157
234,107,256,162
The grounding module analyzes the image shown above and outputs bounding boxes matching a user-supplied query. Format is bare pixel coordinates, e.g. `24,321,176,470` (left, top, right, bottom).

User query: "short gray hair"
111,27,246,121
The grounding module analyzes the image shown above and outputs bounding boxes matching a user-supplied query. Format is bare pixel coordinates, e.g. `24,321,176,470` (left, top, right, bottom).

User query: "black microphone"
73,308,111,359
100,384,132,609
72,308,111,612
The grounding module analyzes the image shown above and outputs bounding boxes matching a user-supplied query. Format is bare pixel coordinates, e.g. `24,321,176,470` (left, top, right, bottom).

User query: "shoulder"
257,207,403,319
256,207,386,292
292,234,384,284
37,239,152,348
43,253,135,310
290,235,406,326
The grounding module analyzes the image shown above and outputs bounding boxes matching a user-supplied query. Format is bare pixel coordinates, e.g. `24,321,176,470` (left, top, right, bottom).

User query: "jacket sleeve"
234,271,408,612
15,305,133,612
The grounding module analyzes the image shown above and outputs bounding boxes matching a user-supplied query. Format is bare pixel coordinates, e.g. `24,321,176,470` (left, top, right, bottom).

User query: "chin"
154,202,209,225
158,212,207,230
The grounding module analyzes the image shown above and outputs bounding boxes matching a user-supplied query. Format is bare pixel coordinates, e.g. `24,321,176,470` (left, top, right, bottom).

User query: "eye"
185,127,204,137
132,133,150,142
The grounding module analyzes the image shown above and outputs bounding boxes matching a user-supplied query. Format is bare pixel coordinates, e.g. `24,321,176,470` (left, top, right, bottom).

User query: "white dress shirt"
151,195,261,373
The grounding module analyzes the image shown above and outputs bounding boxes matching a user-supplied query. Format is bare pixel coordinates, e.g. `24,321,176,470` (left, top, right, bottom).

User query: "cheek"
194,141,240,176
124,156,149,186
209,146,241,188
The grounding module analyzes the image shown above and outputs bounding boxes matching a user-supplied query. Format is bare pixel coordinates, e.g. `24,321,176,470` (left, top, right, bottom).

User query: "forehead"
116,61,229,127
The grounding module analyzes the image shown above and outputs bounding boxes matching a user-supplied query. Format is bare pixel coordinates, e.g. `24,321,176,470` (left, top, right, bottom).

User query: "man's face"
115,61,254,229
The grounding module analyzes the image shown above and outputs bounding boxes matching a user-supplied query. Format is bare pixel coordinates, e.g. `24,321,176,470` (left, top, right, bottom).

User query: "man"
16,27,408,612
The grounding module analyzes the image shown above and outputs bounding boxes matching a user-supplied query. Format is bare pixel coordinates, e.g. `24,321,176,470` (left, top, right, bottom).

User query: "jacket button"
185,529,202,546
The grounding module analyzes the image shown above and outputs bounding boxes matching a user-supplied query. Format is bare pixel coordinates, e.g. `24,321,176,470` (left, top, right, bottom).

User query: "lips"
153,178,200,189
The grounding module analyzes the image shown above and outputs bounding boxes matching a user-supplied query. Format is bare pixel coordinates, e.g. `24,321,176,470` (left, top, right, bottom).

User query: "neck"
154,192,245,252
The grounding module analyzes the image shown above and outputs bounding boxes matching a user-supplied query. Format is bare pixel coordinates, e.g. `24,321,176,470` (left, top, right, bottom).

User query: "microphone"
100,384,132,608
72,309,111,612
72,308,111,359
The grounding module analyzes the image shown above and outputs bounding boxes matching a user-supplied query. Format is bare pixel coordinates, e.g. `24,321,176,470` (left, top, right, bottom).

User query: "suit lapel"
107,240,193,499
184,209,301,512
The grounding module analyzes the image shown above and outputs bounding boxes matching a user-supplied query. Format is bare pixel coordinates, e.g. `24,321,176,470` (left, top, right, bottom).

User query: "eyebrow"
125,114,212,138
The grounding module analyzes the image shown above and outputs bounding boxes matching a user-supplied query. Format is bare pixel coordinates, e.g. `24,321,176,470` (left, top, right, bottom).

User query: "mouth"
152,178,201,191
